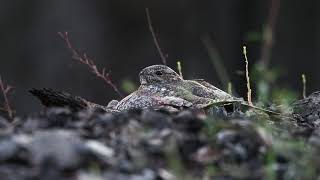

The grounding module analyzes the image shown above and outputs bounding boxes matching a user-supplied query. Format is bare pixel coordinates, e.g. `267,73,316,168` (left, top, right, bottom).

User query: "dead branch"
58,32,123,98
0,76,14,119
145,8,167,65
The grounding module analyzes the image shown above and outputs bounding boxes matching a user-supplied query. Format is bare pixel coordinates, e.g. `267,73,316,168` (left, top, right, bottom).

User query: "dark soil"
1,92,320,180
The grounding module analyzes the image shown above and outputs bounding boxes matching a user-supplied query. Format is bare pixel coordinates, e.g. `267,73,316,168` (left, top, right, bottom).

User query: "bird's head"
139,65,182,85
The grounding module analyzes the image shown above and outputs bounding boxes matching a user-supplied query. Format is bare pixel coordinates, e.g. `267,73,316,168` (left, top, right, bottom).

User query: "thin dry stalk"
0,76,14,119
145,8,167,65
58,32,123,98
243,46,253,106
177,61,183,79
302,74,307,99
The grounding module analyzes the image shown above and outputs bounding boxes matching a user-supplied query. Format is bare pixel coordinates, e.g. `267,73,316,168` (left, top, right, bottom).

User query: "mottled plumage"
115,65,241,110
31,65,244,112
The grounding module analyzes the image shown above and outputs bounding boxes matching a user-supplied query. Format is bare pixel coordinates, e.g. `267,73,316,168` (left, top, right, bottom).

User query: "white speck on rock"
85,140,114,158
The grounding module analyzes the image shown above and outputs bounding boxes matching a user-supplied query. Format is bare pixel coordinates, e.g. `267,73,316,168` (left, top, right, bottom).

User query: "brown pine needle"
58,32,123,98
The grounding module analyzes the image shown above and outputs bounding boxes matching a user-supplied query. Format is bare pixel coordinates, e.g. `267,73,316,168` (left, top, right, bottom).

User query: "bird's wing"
157,96,193,108
115,91,140,110
185,80,242,102
192,79,220,91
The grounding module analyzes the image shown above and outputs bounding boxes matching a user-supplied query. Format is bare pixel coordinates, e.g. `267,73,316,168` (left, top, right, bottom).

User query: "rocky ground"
1,92,320,180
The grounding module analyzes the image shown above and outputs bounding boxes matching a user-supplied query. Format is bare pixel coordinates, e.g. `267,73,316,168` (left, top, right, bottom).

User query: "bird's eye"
155,71,163,76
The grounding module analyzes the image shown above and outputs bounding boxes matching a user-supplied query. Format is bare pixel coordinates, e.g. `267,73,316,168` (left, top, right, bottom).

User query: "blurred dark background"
0,0,320,115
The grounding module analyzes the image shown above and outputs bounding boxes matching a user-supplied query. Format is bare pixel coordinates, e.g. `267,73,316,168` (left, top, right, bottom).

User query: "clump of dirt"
0,92,320,179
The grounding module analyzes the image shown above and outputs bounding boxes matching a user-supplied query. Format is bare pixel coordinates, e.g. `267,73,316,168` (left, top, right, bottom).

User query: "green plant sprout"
177,61,183,79
227,82,233,95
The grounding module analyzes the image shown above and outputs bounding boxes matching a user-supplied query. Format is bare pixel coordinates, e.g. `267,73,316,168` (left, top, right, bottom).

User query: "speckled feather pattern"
31,65,243,112
115,65,241,110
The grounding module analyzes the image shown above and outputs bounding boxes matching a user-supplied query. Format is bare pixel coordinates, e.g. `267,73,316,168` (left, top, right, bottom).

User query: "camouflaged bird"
112,65,242,111
32,65,275,113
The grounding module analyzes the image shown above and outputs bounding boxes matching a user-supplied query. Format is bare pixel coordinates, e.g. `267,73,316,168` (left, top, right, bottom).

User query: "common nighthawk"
113,65,241,110
30,65,276,114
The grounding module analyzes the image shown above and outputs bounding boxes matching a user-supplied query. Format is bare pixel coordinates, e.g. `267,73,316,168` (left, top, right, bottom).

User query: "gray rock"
29,130,84,169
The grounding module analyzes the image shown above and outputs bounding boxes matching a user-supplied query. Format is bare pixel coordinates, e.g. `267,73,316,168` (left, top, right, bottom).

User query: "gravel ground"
0,92,320,180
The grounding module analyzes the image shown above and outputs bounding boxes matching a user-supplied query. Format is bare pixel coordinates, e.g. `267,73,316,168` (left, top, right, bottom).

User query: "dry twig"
243,46,253,106
145,8,167,65
0,76,14,119
58,32,123,98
